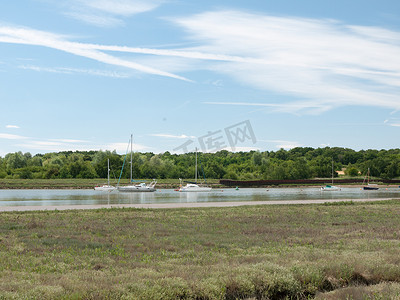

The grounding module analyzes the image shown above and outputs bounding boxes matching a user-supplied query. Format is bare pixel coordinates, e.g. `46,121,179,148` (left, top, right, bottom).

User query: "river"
0,187,399,208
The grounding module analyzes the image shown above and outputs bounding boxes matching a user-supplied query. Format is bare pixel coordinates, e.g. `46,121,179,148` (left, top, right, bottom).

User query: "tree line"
1,147,400,180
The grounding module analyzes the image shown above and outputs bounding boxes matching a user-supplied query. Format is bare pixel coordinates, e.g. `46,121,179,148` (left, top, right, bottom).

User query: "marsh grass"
1,201,400,298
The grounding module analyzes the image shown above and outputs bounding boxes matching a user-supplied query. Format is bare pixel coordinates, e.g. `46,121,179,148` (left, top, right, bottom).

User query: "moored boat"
179,179,212,192
362,168,379,190
118,180,157,192
321,185,341,191
321,159,341,191
94,159,116,192
178,148,211,192
117,134,156,193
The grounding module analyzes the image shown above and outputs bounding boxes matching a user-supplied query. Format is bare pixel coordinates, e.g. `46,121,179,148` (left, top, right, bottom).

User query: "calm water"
0,187,399,207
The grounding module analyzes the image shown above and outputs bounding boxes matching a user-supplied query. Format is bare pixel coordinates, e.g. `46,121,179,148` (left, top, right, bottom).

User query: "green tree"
5,152,27,169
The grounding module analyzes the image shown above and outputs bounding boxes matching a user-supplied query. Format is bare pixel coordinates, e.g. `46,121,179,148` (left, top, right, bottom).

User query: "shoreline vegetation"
0,178,223,189
0,178,399,190
1,200,400,298
1,148,400,184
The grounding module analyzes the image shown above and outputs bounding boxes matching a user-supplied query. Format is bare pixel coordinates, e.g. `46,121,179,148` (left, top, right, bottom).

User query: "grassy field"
1,201,400,299
0,178,222,190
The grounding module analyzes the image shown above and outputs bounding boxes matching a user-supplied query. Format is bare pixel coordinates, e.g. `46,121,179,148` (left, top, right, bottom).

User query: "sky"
1,0,400,157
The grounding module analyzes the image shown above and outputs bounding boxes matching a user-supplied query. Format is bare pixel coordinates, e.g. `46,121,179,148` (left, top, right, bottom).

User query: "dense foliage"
1,147,400,180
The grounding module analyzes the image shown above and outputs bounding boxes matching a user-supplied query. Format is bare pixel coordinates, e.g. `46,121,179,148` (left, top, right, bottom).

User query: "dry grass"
1,200,400,298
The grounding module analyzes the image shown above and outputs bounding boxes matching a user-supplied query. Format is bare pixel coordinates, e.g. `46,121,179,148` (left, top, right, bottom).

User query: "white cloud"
384,118,400,127
263,139,302,150
49,138,89,143
203,101,331,115
64,12,123,27
85,11,400,114
106,142,149,152
171,11,400,114
0,25,189,81
2,10,400,115
14,139,149,154
80,0,163,16
0,131,148,154
6,125,20,129
0,133,27,139
150,133,196,139
19,64,130,78
62,0,164,27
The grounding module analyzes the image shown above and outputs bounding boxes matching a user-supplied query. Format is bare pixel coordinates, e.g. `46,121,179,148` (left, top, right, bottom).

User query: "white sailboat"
321,160,341,191
179,148,211,192
118,134,156,193
94,159,116,192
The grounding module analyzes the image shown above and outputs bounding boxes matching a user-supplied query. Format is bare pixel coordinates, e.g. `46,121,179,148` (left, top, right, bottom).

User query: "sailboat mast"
331,159,334,185
130,134,133,183
195,148,198,184
107,158,110,186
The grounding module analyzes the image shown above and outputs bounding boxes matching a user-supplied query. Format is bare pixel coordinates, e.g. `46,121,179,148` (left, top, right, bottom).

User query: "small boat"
118,180,157,192
179,179,212,192
362,168,379,190
94,159,116,192
117,134,156,193
321,159,341,191
363,185,379,191
178,148,211,192
321,185,341,191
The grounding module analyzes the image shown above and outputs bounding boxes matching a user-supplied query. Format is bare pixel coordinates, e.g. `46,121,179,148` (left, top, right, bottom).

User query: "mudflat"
0,197,397,211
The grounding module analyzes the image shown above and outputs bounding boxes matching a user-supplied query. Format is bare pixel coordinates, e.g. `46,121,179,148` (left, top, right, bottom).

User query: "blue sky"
1,0,400,156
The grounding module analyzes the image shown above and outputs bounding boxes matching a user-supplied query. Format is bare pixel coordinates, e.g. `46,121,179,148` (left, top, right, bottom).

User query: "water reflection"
0,187,399,207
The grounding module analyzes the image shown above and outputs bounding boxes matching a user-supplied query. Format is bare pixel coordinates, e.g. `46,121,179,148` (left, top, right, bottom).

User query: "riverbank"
1,178,398,190
1,200,400,298
0,178,222,189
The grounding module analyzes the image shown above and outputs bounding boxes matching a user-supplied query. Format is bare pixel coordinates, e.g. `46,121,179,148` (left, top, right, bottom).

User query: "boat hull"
363,186,379,190
118,186,156,192
179,187,212,192
321,185,341,191
94,185,116,192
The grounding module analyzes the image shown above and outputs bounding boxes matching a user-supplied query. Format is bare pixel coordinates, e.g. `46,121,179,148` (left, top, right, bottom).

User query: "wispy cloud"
150,133,196,139
49,138,89,143
19,64,130,78
0,25,189,81
83,10,400,114
5,125,20,129
64,12,123,28
2,10,400,114
5,137,148,154
170,11,400,114
384,118,400,127
203,101,330,115
61,0,164,27
0,133,27,140
0,131,148,154
106,142,149,152
82,0,163,15
261,139,302,150
15,140,148,153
